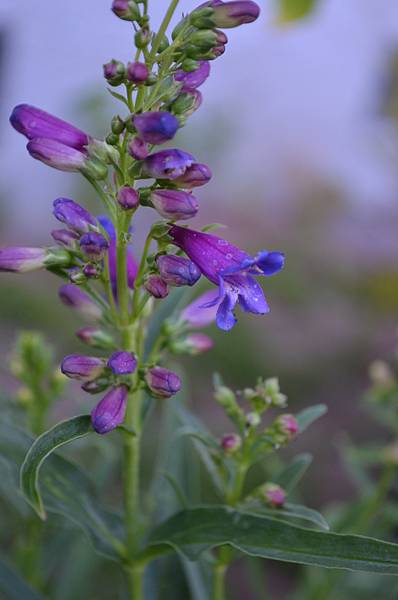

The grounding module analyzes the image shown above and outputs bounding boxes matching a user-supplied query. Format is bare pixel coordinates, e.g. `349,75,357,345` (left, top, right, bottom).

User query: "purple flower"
172,163,212,189
157,255,201,287
53,198,97,234
10,104,90,151
128,137,149,160
91,384,128,434
145,367,181,399
27,138,87,172
150,189,199,220
107,351,137,375
127,61,149,83
169,225,284,331
97,216,138,297
61,354,106,380
0,247,47,273
174,61,211,91
133,112,180,145
59,284,102,320
141,149,195,180
180,290,220,327
117,186,140,211
51,229,79,247
79,232,109,260
144,275,169,299
198,1,260,28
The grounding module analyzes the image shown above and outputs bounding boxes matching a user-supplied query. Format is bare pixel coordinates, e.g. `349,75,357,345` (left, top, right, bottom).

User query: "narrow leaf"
0,559,44,600
20,415,93,519
107,88,129,107
296,404,327,432
145,506,398,574
277,0,318,23
275,453,313,492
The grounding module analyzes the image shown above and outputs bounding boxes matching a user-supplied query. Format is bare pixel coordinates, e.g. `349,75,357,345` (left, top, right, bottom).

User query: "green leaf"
107,88,129,107
275,453,313,493
296,404,327,432
201,223,227,233
144,506,398,574
247,502,329,530
277,0,318,23
0,559,44,600
20,415,93,519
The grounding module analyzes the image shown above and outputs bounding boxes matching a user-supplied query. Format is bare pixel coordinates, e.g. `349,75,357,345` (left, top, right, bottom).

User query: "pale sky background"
1,0,398,235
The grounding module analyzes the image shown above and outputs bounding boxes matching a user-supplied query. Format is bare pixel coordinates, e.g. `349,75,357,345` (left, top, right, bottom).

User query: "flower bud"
261,483,286,508
91,384,128,434
103,59,126,86
194,1,260,29
150,189,199,220
146,366,181,398
61,354,106,381
117,186,140,211
51,229,79,247
76,327,116,349
127,61,149,83
53,198,97,234
245,411,261,428
172,162,212,188
0,247,46,273
276,414,299,439
69,269,87,285
221,433,241,453
111,115,125,135
81,377,111,394
157,255,201,287
190,29,227,51
128,137,149,160
144,275,169,299
82,263,102,278
133,111,179,145
141,148,195,179
156,34,169,53
79,232,109,260
111,0,140,21
27,138,88,173
174,60,210,92
107,351,137,375
135,28,151,49
172,333,213,355
181,59,201,73
59,284,102,320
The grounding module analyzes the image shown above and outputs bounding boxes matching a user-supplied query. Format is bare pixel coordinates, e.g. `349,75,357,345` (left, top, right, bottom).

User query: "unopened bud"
111,115,125,135
221,433,241,453
103,59,126,86
261,483,286,508
76,327,116,350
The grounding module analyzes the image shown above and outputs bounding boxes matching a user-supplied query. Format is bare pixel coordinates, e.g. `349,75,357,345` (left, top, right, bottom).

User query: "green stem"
132,233,153,318
148,0,180,65
116,212,130,325
212,562,226,600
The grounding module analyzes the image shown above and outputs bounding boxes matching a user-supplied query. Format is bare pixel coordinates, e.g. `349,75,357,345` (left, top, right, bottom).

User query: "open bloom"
180,290,219,327
91,384,128,434
169,225,284,330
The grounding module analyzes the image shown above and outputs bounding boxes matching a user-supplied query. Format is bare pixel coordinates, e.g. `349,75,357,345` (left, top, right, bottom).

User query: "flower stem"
212,562,227,600
148,0,180,65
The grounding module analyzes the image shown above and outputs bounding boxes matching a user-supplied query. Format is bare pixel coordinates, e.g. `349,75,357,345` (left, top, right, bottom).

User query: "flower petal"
216,287,238,331
236,275,269,314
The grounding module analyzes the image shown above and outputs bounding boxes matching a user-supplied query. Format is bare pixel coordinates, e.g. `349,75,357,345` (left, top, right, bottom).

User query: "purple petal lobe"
107,351,137,375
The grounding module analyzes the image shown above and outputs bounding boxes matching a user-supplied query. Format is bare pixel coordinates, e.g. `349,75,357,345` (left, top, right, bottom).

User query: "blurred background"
2,0,398,597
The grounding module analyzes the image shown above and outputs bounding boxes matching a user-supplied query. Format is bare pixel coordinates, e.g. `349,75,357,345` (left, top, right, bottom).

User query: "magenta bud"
61,354,106,381
107,351,137,375
174,61,211,91
76,327,115,349
111,0,140,21
150,189,199,220
144,275,169,299
59,284,102,320
276,414,299,438
79,232,109,260
91,384,128,434
117,186,140,210
261,483,286,508
127,61,149,83
10,104,90,151
133,111,180,145
157,254,201,287
103,59,126,86
146,366,181,399
82,263,102,278
128,137,149,160
198,1,260,28
172,162,212,189
0,247,47,273
51,229,79,247
221,433,241,453
53,198,97,234
172,333,213,355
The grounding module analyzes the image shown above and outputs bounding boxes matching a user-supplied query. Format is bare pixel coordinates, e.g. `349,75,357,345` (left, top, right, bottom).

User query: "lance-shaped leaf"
275,453,313,493
296,404,327,432
20,415,93,519
143,506,398,574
